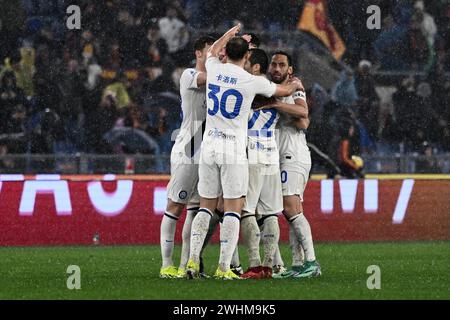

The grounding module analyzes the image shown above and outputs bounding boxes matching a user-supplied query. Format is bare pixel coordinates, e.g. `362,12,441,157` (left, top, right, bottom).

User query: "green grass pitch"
0,242,449,299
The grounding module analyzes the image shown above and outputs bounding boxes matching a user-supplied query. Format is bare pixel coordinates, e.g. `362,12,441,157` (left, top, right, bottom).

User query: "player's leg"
160,199,185,278
260,214,284,271
289,223,305,267
215,197,244,279
284,196,316,263
177,202,199,278
282,164,320,278
198,197,243,278
272,245,286,274
198,195,224,277
230,247,243,275
187,197,218,278
257,166,284,278
240,164,263,278
290,208,321,278
201,210,222,253
201,198,223,255
240,212,263,279
160,161,198,278
272,223,305,279
198,209,221,278
241,212,262,268
187,148,221,279
261,215,279,272
214,160,248,280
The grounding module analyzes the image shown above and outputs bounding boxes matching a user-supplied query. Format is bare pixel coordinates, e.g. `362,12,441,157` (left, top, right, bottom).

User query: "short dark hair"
247,33,261,48
194,36,215,52
226,37,249,61
272,50,293,67
248,48,269,74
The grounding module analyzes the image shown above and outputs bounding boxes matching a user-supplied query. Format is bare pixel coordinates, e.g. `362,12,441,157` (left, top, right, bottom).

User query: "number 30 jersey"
203,56,277,156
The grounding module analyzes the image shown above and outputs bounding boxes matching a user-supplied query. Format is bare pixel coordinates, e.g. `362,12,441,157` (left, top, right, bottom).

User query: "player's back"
204,57,276,156
248,96,280,165
172,68,207,158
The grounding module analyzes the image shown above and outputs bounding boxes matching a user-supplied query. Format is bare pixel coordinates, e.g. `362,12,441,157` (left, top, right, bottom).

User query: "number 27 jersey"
247,106,280,165
203,56,277,155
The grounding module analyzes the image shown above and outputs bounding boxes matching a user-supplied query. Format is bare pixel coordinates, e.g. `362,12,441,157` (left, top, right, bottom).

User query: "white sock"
201,211,221,256
160,211,179,268
189,208,212,264
289,224,305,266
178,205,198,270
219,212,241,272
273,245,284,267
259,219,284,267
288,213,316,262
241,214,261,267
262,216,279,267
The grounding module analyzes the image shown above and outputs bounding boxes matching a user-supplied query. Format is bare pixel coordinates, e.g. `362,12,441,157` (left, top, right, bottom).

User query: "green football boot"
272,265,302,279
292,261,322,278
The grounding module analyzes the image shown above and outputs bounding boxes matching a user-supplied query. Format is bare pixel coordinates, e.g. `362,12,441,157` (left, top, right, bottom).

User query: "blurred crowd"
329,0,450,71
307,0,450,174
0,0,193,171
0,0,449,173
307,59,450,175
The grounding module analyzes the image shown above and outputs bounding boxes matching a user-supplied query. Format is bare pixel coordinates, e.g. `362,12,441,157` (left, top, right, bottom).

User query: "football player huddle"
160,24,321,280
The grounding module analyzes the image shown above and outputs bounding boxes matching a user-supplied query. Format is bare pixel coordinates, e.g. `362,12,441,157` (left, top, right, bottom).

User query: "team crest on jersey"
178,190,188,200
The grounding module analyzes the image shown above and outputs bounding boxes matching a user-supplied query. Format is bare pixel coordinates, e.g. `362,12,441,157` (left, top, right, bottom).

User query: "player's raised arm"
187,36,215,87
207,24,241,58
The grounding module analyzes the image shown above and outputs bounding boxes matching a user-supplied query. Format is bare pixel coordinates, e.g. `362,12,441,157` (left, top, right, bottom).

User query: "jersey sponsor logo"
207,128,236,141
248,141,275,152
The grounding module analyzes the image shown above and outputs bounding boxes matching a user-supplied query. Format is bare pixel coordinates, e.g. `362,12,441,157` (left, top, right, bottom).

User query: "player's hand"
227,23,241,37
242,34,252,43
289,76,305,92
